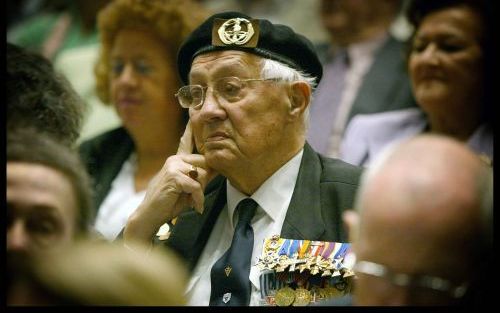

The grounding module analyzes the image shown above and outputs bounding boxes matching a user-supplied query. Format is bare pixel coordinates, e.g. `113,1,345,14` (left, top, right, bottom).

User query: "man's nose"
198,87,227,121
7,220,30,253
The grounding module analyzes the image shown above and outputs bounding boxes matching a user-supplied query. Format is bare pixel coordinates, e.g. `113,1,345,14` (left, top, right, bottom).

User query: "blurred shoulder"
79,127,131,156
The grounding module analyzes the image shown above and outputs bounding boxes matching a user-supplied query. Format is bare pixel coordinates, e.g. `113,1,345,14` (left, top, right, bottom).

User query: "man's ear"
288,81,311,119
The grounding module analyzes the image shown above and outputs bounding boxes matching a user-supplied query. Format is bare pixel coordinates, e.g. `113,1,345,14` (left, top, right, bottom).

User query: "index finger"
177,119,194,155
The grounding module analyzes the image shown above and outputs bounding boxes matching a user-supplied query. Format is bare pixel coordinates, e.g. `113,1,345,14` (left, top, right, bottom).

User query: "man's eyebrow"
30,205,64,220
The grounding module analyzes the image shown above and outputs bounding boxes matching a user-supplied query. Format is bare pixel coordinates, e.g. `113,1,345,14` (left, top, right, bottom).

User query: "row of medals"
257,236,354,306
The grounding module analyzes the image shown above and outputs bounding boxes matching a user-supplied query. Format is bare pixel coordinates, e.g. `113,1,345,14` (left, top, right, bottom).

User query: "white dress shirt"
327,32,388,157
185,149,304,306
94,153,146,240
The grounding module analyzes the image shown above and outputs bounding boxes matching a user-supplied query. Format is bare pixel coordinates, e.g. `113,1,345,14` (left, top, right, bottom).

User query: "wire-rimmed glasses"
175,76,278,110
353,260,468,300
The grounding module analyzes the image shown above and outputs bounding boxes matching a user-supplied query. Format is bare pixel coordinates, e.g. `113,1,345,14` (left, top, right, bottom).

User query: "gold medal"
293,288,311,306
324,286,342,298
274,286,295,306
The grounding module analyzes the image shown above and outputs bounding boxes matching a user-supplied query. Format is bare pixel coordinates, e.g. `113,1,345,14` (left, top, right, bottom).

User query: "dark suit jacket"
315,35,418,126
164,143,363,272
79,127,135,217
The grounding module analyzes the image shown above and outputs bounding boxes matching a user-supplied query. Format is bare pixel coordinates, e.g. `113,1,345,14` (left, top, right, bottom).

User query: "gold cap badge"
212,18,259,47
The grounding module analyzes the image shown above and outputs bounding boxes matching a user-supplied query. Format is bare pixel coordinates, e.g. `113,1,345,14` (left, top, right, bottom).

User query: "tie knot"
236,198,257,225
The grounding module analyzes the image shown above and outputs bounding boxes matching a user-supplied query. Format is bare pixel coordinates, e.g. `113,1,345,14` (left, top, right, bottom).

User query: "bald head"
352,134,492,305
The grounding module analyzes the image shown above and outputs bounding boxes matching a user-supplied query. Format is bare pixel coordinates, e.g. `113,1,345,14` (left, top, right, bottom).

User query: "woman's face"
408,6,483,117
110,29,180,131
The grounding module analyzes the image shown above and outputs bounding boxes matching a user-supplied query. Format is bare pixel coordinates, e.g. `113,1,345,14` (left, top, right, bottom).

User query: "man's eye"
28,218,57,235
220,82,241,96
190,87,203,99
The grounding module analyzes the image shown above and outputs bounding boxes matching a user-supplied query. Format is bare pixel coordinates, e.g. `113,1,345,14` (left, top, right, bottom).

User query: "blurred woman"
79,0,209,240
339,0,493,167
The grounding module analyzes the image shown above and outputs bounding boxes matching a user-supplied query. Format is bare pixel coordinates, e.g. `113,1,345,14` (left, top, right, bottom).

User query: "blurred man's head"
7,129,94,258
350,135,492,305
320,0,402,46
7,43,86,147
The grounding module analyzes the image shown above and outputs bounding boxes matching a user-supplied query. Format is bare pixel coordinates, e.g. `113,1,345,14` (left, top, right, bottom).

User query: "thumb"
177,120,194,155
342,210,360,243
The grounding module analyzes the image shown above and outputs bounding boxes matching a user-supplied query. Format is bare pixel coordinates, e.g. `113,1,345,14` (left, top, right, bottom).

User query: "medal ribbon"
278,239,291,256
288,239,300,257
298,240,311,259
315,243,325,256
333,243,349,260
321,242,336,259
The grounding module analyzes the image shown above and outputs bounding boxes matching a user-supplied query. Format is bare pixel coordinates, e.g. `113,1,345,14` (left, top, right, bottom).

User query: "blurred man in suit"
308,0,418,158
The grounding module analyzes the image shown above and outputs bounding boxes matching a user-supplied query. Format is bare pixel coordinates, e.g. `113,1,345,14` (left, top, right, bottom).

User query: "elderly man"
124,12,362,306
346,134,492,305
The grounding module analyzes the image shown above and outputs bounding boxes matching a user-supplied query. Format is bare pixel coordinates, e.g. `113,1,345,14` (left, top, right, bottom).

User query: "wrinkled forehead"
189,50,263,82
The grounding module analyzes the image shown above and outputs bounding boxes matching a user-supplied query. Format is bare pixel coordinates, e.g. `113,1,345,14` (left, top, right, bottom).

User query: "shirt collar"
347,31,388,65
467,123,493,159
226,149,304,229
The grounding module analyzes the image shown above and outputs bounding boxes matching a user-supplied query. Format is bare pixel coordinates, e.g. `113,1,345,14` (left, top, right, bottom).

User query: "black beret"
177,11,322,85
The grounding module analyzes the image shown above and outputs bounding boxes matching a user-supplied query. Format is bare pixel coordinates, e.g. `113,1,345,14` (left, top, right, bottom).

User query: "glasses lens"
178,85,203,108
215,77,244,102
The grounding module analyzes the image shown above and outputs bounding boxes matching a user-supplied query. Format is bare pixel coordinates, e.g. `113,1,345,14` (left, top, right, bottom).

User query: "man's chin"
205,150,238,172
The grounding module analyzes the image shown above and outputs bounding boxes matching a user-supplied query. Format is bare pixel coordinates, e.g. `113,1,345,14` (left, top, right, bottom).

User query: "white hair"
260,58,318,88
259,58,318,128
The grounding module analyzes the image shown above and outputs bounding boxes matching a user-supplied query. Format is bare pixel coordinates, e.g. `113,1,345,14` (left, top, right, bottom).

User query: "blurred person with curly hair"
79,0,210,240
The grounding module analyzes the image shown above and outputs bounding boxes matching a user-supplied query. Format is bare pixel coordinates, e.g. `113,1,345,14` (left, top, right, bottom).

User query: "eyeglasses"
175,76,278,110
353,260,468,299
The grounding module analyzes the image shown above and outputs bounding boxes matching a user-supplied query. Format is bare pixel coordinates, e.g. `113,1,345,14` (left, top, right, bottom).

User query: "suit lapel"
348,36,415,122
281,144,326,240
94,129,134,209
